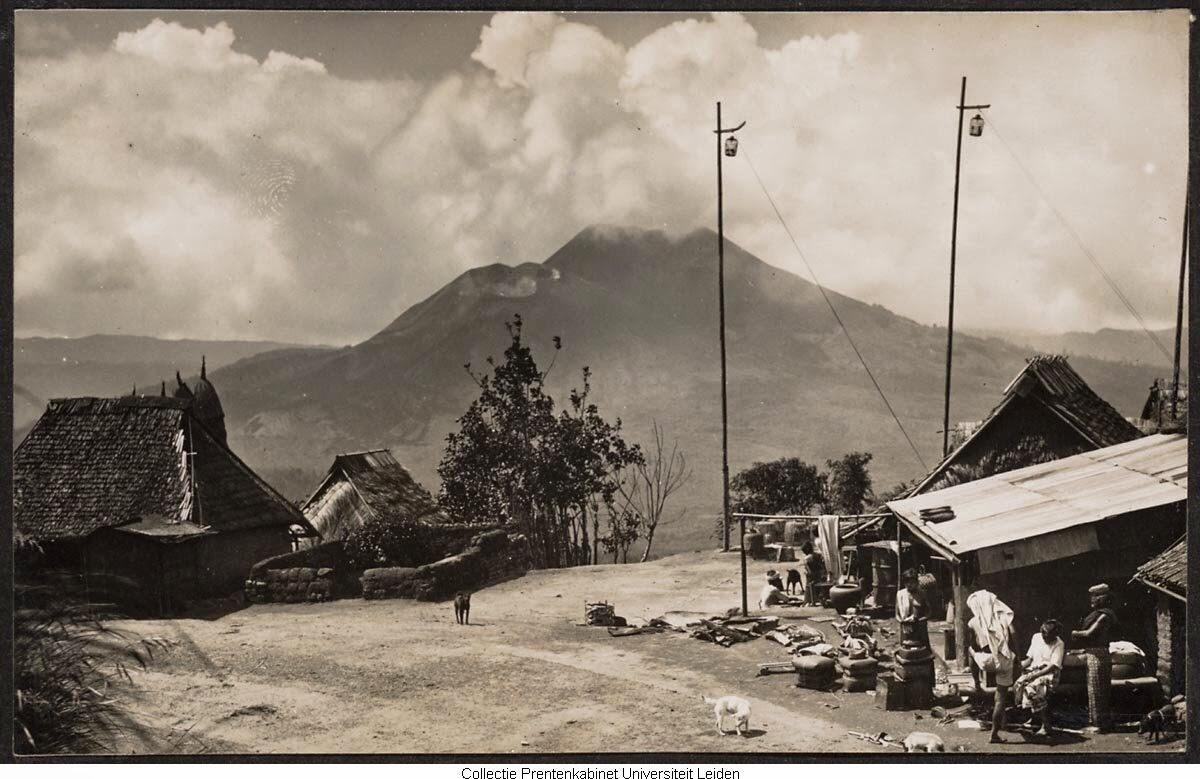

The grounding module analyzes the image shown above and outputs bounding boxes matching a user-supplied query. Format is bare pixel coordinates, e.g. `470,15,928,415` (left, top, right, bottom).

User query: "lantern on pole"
968,113,984,137
724,135,739,157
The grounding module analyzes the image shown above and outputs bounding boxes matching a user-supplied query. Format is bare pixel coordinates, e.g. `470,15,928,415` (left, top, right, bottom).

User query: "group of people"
757,542,827,609
965,583,1118,742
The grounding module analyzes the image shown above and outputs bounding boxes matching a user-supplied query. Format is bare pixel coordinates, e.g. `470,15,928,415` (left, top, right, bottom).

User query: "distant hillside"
12,335,332,447
203,225,1162,556
14,334,332,403
965,326,1186,371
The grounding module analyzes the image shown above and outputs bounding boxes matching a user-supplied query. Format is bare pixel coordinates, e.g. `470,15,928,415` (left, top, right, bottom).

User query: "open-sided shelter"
888,433,1186,667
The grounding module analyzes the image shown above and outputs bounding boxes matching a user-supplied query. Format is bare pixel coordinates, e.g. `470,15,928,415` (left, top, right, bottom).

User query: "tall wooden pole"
943,77,968,459
1171,189,1188,419
717,101,732,555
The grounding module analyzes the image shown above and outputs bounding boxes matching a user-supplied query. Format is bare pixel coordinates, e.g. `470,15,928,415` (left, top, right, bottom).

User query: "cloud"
14,11,1189,344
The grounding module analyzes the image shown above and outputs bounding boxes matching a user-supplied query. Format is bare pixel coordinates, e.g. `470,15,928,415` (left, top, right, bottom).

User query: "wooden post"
740,514,748,615
717,101,731,553
952,561,970,672
943,77,967,459
1171,190,1188,419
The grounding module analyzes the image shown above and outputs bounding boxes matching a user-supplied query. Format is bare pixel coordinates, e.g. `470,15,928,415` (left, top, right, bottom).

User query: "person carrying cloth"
966,588,1016,744
1069,583,1118,730
1015,619,1066,737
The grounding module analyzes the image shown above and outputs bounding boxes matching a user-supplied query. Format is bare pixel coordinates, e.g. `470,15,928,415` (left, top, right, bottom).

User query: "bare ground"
108,551,1186,756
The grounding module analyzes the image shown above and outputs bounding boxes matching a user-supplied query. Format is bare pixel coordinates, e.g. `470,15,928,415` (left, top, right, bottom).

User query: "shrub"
14,570,171,754
344,516,434,570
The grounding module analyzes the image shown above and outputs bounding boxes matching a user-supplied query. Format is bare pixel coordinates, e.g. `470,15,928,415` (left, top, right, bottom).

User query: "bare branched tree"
616,420,692,562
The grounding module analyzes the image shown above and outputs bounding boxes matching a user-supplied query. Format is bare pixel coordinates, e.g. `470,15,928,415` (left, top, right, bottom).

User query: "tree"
615,420,692,562
730,458,826,516
599,504,641,564
825,452,874,514
437,316,642,569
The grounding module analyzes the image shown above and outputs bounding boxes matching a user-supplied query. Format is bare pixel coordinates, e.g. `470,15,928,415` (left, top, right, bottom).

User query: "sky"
13,10,1191,345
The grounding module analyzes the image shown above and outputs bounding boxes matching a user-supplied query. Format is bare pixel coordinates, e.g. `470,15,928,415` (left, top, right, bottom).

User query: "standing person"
1016,620,1066,737
896,570,930,646
803,542,826,605
966,588,1016,744
1069,583,1118,730
796,543,811,602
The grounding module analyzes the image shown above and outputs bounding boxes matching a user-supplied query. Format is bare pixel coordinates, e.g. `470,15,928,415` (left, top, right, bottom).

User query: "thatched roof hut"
301,449,446,541
14,395,317,613
911,355,1141,495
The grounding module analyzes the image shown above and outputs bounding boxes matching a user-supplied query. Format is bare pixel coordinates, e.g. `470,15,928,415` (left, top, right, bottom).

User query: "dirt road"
110,551,1184,755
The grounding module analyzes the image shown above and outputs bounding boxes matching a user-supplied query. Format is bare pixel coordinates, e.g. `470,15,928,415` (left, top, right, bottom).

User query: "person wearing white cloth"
966,588,1016,744
1015,619,1065,737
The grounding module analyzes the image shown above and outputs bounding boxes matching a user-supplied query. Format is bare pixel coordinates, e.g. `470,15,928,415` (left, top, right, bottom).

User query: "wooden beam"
952,561,970,672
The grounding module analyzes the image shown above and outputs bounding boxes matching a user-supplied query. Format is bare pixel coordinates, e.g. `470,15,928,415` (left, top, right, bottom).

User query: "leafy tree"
825,452,874,514
438,316,642,569
599,504,641,564
730,458,826,516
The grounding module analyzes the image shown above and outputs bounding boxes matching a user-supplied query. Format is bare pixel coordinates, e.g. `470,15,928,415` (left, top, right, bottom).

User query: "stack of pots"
893,640,935,709
839,654,879,692
792,654,837,690
743,529,765,559
784,520,805,545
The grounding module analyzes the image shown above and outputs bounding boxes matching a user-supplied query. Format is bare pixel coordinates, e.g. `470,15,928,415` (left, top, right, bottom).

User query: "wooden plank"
976,524,1099,574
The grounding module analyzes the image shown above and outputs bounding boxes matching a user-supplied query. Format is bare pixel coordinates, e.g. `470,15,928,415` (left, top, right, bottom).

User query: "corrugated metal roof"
888,433,1186,558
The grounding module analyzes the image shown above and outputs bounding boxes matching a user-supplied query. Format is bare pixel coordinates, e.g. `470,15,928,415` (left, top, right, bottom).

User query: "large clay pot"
829,582,863,614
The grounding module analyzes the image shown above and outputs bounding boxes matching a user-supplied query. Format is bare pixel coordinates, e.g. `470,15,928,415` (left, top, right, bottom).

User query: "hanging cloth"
966,589,1016,663
817,515,842,583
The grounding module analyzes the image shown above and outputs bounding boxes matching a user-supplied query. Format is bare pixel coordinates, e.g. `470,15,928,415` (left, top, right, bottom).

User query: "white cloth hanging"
817,515,842,582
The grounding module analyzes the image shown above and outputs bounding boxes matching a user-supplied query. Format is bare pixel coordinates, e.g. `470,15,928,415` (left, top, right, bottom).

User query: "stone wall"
245,566,336,604
1155,593,1186,697
362,530,529,601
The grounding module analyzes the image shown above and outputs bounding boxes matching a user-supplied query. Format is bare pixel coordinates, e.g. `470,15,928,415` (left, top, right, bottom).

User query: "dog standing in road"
786,568,803,595
453,591,471,625
702,695,752,737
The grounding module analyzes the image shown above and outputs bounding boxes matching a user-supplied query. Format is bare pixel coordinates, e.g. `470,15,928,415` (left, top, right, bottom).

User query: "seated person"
766,569,785,592
1015,619,1065,737
758,572,805,609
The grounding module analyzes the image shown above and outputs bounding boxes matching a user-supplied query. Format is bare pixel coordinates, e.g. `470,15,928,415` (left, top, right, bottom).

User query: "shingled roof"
1132,537,1186,601
301,449,445,540
910,355,1142,495
14,396,315,542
